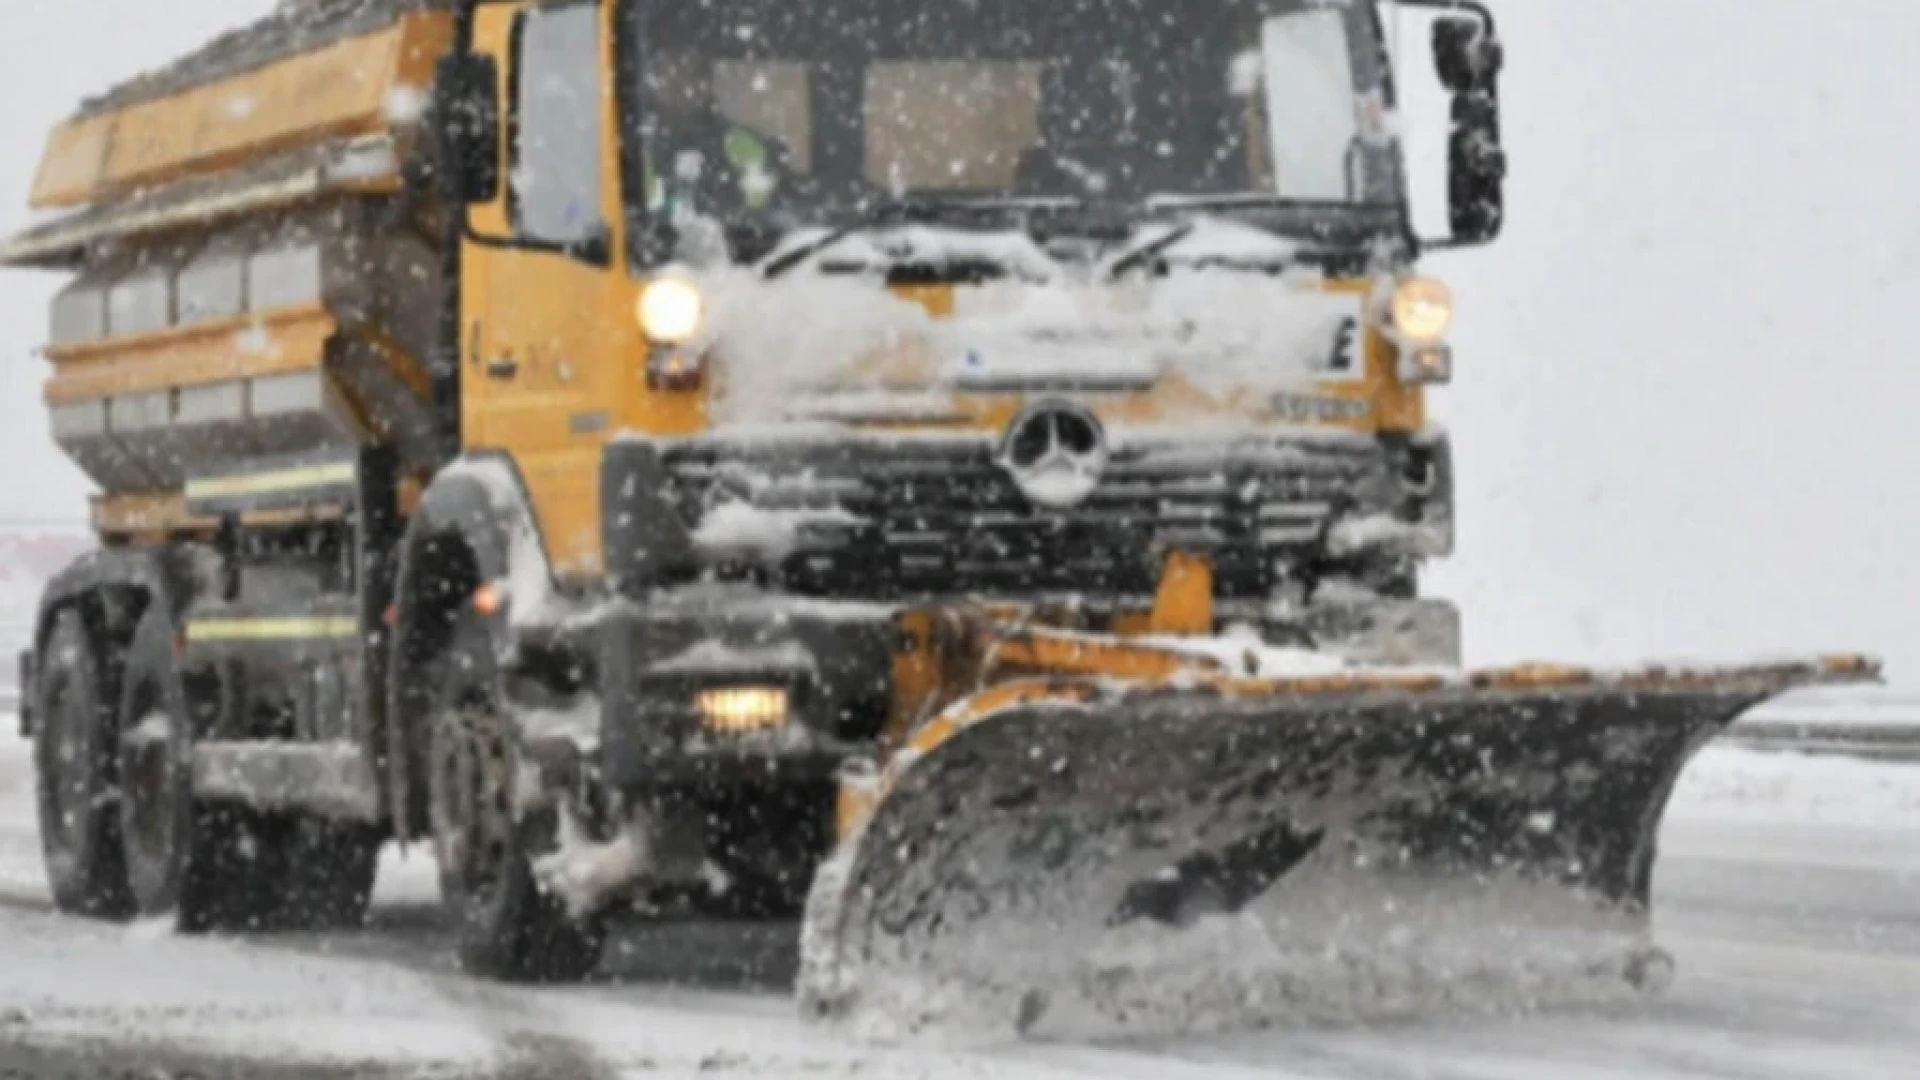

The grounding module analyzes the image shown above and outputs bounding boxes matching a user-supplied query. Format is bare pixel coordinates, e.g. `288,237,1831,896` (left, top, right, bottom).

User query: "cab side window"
513,4,605,250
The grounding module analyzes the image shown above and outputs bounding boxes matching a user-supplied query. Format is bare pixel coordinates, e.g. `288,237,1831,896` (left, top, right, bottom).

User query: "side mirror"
432,53,502,206
1446,89,1506,244
1431,13,1506,246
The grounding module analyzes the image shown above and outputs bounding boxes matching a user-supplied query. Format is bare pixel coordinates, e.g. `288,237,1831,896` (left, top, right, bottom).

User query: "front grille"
659,432,1409,602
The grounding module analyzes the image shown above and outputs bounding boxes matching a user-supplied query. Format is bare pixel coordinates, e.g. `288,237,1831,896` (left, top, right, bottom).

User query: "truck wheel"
117,608,278,933
33,609,133,919
275,817,382,930
427,608,604,982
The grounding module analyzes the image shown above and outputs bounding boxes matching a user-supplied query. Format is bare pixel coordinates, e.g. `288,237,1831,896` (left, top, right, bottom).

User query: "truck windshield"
623,0,1400,229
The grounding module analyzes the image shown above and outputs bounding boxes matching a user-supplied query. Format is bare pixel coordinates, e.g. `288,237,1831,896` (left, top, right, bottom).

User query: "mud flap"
798,662,1869,1042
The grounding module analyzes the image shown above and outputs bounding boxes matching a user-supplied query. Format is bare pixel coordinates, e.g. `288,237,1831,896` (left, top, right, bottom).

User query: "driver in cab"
642,50,805,219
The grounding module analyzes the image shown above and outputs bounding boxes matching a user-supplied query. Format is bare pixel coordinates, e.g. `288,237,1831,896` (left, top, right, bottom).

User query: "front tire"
427,608,604,982
33,609,133,919
117,607,279,933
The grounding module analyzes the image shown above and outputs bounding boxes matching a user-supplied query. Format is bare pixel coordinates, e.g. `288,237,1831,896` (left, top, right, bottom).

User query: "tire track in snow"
422,975,624,1080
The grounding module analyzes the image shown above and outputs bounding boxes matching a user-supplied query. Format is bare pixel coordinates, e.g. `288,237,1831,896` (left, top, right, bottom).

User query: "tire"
274,817,382,931
426,608,605,982
33,609,133,919
117,607,280,934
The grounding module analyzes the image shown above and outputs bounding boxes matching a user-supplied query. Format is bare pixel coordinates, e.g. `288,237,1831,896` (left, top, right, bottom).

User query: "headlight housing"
637,276,704,344
1389,276,1454,343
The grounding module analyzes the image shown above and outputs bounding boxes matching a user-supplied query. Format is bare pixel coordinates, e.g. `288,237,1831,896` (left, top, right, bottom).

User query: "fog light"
646,343,706,391
1399,343,1453,385
696,686,790,734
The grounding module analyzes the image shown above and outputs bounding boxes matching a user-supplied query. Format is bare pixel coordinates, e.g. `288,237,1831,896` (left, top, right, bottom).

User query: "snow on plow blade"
798,657,1879,1042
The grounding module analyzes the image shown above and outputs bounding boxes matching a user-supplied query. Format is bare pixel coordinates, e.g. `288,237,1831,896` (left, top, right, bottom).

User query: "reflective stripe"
187,617,361,642
187,462,355,502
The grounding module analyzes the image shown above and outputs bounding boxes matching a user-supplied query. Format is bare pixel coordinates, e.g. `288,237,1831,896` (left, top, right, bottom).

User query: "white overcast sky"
0,1,1913,688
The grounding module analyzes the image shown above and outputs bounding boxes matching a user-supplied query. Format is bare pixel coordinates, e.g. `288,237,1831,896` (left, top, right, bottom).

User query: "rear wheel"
427,608,604,982
117,607,279,933
33,609,133,919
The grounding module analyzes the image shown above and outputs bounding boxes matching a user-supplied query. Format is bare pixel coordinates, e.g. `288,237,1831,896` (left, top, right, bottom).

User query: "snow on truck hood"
693,228,1375,426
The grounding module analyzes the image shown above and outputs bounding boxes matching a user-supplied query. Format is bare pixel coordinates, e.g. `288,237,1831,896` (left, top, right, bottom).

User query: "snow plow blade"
798,656,1879,1042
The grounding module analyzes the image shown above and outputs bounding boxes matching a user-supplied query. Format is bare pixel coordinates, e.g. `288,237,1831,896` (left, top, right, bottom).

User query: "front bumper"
588,590,1462,799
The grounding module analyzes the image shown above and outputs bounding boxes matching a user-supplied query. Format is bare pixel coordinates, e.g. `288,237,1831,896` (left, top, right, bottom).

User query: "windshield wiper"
759,196,1076,280
1101,222,1196,282
761,224,860,279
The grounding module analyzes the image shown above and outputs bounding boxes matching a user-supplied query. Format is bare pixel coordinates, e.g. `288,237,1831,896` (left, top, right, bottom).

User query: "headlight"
637,276,704,344
1389,276,1454,343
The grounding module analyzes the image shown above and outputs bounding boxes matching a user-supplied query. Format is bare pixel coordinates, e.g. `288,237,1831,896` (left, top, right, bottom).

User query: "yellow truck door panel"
465,253,633,577
461,0,631,579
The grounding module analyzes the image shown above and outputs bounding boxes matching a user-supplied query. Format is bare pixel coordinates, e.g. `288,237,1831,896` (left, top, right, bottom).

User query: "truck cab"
442,0,1505,644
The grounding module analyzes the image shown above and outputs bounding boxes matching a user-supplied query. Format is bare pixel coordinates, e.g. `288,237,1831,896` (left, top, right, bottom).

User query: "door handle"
485,357,519,380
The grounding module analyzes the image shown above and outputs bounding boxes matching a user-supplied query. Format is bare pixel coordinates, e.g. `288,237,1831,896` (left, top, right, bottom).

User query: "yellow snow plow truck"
4,0,1878,1041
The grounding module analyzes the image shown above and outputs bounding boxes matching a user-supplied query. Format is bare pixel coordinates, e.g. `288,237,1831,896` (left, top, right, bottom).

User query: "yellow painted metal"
886,610,942,749
834,768,883,843
186,461,357,503
28,113,116,210
1819,654,1881,678
461,2,593,577
43,305,339,406
91,493,209,540
29,12,454,210
1148,551,1215,636
890,284,957,318
989,625,1228,683
459,1,705,580
902,679,1104,761
186,616,361,642
1354,281,1429,434
880,595,1260,759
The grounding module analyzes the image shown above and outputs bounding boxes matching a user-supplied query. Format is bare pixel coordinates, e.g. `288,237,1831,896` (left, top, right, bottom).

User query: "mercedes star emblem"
996,401,1109,509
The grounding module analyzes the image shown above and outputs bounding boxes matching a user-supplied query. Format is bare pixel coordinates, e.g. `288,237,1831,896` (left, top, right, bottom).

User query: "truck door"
460,0,636,579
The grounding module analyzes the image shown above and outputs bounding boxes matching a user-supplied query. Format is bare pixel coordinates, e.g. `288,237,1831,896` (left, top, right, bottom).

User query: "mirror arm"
1395,0,1501,43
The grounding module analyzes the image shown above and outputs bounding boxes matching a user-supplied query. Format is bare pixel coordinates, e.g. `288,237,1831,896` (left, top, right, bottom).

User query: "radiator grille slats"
662,435,1395,600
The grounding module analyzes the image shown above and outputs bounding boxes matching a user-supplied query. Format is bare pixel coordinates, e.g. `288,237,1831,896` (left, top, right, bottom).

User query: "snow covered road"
1,730,1915,1079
